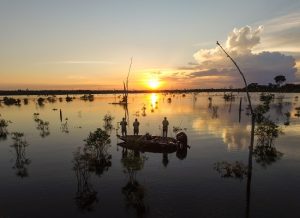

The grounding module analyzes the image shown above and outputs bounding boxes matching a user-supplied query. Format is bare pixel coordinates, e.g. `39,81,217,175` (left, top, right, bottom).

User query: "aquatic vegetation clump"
254,117,283,167
72,128,112,210
23,98,29,105
121,150,148,216
47,96,57,103
80,94,94,101
295,107,300,118
84,128,112,176
211,106,219,119
33,113,50,137
73,148,98,211
253,145,283,168
141,105,146,117
66,95,73,102
223,93,235,101
122,179,146,217
255,119,282,146
208,97,212,109
252,92,284,167
61,120,69,134
284,112,291,126
0,118,10,140
2,97,21,106
10,132,31,178
254,93,275,123
103,114,114,133
214,161,248,180
37,97,45,106
259,93,274,103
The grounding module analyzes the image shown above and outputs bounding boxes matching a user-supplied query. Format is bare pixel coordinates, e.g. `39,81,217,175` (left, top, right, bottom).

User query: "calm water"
0,93,300,218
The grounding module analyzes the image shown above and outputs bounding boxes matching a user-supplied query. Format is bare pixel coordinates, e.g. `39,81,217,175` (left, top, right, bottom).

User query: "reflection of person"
133,118,140,135
120,118,127,136
162,117,169,137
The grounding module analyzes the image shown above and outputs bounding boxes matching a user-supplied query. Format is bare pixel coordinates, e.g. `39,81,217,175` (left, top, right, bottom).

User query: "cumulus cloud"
226,25,263,54
190,25,297,87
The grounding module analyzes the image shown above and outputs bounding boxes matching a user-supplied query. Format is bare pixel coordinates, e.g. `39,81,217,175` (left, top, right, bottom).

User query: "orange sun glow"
148,78,160,89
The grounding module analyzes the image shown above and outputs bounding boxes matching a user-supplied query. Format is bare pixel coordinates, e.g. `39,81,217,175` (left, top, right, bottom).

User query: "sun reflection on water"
150,93,159,108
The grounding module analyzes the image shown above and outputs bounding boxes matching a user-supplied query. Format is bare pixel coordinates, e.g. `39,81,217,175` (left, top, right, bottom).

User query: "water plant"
23,98,29,105
10,132,30,178
214,161,248,180
103,114,114,133
2,97,21,106
33,113,50,137
72,128,112,210
66,95,73,102
80,94,94,101
61,120,69,134
83,128,112,176
295,107,300,117
121,150,147,216
37,97,45,106
0,118,10,139
73,147,98,211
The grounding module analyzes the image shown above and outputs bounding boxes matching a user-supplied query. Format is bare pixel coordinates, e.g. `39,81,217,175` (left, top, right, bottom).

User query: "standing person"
133,118,140,135
162,117,169,137
120,117,127,136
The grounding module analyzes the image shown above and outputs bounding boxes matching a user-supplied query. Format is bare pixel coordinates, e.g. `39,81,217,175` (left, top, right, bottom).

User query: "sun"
148,78,160,89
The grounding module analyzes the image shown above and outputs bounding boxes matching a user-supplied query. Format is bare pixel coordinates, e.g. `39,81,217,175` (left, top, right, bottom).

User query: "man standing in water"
133,118,140,135
162,117,169,137
120,117,127,136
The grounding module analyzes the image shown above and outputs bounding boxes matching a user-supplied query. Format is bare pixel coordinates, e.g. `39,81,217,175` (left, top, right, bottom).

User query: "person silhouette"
162,117,169,137
120,117,128,136
133,118,140,135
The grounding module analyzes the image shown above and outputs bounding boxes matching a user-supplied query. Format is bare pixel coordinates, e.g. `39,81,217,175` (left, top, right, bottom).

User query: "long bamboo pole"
125,57,133,101
216,41,254,116
216,41,255,218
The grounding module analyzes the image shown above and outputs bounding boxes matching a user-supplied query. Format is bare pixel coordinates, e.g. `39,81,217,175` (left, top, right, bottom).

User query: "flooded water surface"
0,93,300,218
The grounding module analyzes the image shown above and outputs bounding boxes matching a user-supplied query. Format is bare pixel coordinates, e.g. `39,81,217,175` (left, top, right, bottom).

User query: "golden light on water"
150,93,159,107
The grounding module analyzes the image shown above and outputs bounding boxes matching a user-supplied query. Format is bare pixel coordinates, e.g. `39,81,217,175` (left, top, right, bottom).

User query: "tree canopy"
274,75,286,87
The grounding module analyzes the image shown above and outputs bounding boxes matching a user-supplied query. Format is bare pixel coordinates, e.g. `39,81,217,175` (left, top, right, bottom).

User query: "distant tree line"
0,75,299,96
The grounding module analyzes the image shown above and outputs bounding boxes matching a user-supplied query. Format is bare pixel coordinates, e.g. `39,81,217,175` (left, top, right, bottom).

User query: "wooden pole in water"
239,97,242,123
60,109,62,122
125,57,133,104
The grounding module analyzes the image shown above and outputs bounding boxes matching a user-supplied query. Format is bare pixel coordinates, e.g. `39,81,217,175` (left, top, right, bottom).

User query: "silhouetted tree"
72,128,112,211
83,128,112,176
274,75,286,87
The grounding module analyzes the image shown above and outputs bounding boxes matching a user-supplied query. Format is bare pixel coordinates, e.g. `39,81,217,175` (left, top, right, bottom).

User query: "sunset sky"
1,0,300,90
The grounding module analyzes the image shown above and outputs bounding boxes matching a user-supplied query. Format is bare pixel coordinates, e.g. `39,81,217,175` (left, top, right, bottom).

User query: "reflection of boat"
117,132,188,153
118,141,177,153
110,101,128,105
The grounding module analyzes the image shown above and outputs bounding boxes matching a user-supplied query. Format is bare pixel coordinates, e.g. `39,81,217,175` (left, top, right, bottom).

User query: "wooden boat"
117,133,187,153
